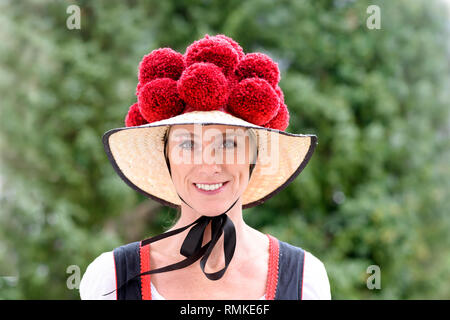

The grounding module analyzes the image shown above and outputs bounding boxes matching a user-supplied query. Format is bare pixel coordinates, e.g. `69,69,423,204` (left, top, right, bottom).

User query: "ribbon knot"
180,215,211,257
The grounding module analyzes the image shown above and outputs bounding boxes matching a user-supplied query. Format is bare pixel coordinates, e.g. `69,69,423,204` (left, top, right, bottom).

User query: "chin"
195,206,227,217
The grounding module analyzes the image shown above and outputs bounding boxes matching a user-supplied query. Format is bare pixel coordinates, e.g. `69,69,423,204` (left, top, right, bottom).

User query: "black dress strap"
112,241,142,300
275,240,305,300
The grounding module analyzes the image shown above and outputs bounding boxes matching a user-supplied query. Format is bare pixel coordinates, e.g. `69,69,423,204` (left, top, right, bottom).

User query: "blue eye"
180,140,195,149
222,139,237,149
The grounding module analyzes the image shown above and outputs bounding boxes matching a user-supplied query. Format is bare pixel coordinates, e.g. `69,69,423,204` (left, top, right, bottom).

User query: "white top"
79,249,331,300
150,281,267,300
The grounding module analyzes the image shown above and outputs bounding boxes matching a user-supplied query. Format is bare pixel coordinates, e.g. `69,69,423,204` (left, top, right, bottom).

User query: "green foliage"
0,0,449,299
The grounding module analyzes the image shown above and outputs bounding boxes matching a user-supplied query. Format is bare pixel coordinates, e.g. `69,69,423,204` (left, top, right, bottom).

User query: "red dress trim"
300,250,305,300
112,251,118,300
265,234,280,300
139,241,152,300
138,234,280,300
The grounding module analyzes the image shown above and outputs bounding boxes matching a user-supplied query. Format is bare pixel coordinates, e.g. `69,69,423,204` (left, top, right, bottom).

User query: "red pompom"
227,72,240,93
177,62,229,111
184,35,239,77
264,102,289,131
138,78,185,123
138,48,184,85
125,103,148,127
213,34,245,60
274,85,284,101
228,77,280,125
135,82,143,96
235,53,280,88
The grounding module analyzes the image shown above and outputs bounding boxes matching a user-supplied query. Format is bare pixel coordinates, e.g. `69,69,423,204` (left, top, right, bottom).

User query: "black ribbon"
139,209,237,280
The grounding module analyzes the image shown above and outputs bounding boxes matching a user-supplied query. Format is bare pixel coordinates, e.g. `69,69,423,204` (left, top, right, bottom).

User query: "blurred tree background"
1,0,449,299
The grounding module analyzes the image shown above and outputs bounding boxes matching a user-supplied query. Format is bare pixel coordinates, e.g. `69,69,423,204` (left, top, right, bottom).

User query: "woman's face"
166,124,256,216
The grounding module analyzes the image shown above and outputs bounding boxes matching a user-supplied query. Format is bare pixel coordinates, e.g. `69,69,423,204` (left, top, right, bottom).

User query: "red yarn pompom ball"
138,48,184,85
264,102,289,131
138,78,185,123
227,72,240,93
125,103,148,127
274,85,284,101
235,53,280,88
135,82,143,96
184,35,239,77
177,62,229,111
213,34,245,60
228,77,280,125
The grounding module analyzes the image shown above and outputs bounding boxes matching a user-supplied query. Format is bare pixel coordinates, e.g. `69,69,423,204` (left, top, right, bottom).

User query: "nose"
188,141,223,165
194,140,223,176
193,138,223,166
197,161,223,176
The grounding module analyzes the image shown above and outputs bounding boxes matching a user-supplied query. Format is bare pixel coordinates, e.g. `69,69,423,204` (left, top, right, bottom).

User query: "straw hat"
102,34,317,211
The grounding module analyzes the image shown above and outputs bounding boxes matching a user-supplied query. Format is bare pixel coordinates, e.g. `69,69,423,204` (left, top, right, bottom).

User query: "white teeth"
195,183,223,191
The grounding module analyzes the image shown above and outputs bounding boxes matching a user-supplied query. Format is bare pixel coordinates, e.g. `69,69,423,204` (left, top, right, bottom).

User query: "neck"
166,198,252,273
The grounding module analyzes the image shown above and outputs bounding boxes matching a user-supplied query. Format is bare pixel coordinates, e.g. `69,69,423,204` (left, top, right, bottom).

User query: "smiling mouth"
192,181,229,193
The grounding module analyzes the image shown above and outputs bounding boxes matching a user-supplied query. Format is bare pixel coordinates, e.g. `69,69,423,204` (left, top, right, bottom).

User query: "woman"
79,34,331,300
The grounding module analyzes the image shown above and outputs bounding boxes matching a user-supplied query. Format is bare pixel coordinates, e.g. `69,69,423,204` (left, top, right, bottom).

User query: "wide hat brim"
102,110,317,210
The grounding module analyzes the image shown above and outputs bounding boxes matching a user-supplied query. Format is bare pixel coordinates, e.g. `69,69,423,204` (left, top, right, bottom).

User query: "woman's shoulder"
302,249,332,300
79,251,117,300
